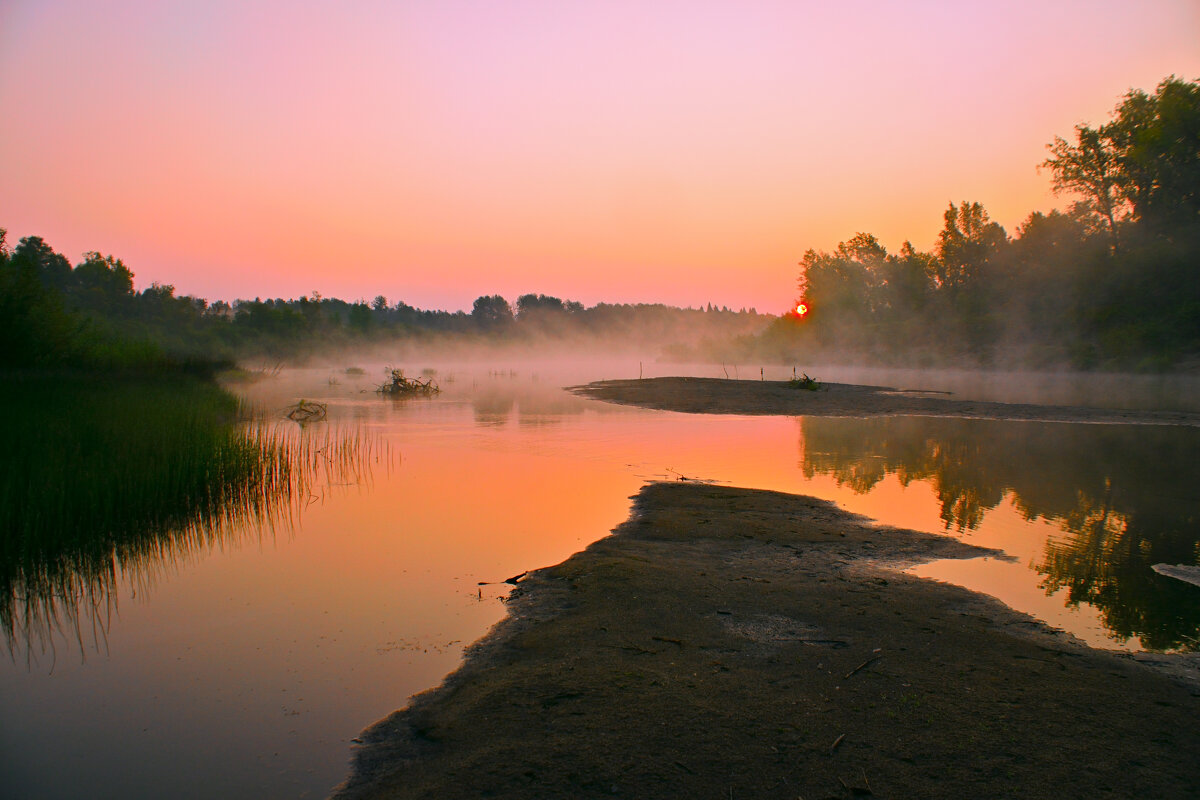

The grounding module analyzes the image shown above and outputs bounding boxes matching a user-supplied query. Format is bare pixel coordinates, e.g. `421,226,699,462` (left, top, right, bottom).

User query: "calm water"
2,362,1197,799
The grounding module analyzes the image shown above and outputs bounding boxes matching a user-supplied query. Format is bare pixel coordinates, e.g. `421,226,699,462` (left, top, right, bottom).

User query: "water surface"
1,363,1196,798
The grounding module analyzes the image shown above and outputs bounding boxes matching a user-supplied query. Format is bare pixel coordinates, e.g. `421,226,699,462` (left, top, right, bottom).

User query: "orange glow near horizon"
795,302,809,317
2,1,1199,311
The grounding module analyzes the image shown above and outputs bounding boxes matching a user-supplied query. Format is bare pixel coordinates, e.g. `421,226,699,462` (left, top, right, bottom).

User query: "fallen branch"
378,367,441,397
286,399,327,423
845,651,883,679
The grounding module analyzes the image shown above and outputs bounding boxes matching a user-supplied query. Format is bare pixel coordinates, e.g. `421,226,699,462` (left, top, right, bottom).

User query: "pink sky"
2,1,1198,313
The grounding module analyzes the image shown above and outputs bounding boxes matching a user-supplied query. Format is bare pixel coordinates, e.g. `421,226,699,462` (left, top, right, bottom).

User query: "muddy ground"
572,377,1200,426
334,482,1200,800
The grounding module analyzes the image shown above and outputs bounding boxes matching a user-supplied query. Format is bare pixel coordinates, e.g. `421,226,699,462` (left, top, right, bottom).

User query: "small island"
573,377,1200,427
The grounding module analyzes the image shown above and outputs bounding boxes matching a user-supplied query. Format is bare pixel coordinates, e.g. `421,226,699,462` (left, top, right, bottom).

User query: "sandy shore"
334,483,1200,799
572,377,1200,426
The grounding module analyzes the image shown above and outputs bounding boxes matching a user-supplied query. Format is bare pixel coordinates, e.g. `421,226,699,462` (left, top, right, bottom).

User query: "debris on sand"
789,373,822,391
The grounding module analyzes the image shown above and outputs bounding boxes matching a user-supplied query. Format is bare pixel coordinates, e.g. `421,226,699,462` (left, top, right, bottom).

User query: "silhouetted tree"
471,294,513,328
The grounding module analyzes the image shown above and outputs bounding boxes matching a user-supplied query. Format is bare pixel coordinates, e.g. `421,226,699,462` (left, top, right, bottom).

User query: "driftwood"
378,368,441,397
285,399,327,423
1152,563,1200,587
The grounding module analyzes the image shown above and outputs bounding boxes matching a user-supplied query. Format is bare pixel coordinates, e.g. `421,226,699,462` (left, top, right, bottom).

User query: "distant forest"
0,231,766,369
739,76,1200,371
2,76,1196,373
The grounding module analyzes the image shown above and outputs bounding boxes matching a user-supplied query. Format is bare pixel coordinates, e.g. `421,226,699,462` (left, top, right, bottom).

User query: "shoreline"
334,483,1200,799
571,377,1200,426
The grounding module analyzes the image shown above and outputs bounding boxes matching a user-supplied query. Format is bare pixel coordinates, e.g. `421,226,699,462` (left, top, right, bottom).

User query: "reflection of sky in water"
1,363,1197,799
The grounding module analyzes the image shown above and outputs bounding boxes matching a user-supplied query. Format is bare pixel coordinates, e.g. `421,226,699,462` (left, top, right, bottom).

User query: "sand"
334,482,1200,799
571,377,1200,426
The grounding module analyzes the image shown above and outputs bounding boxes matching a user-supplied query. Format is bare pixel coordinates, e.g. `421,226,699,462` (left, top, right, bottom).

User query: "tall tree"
1044,76,1200,239
933,202,1006,290
1109,76,1200,231
1043,125,1127,246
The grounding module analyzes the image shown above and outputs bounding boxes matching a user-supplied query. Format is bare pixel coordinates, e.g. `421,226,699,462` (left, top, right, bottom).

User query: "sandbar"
334,483,1200,799
572,377,1200,426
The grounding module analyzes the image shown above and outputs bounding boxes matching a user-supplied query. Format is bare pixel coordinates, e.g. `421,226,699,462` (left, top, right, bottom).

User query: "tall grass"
0,374,384,659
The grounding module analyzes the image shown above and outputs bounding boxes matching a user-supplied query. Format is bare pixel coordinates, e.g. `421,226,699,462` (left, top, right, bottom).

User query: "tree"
471,294,513,328
11,236,71,291
933,202,1006,290
348,302,372,332
1109,76,1200,231
515,293,566,317
1043,125,1127,246
72,251,135,314
1044,76,1200,239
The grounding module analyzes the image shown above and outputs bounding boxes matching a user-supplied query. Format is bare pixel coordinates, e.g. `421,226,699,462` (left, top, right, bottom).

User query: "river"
1,362,1197,798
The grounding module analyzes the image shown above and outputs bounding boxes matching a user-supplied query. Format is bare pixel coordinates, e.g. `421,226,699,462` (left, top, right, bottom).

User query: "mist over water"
1,360,1196,799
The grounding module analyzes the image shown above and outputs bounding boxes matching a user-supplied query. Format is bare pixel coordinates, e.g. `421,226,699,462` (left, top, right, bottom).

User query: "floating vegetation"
286,399,328,422
344,366,366,376
789,373,822,391
378,367,441,397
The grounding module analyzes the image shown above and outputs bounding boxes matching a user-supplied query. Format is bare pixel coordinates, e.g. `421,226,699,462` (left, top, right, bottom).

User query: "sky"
2,1,1198,313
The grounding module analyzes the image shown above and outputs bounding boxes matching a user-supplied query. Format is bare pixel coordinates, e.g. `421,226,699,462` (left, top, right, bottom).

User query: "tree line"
5,77,1195,373
0,232,766,369
746,76,1199,370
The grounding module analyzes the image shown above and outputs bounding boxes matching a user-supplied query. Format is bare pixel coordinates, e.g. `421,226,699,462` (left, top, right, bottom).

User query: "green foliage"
799,415,1200,650
0,374,378,649
471,294,515,328
0,376,271,642
4,80,1195,371
769,77,1200,370
1044,75,1200,238
788,373,821,390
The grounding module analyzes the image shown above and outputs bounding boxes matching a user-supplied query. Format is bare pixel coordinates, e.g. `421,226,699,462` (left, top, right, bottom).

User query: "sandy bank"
334,483,1200,799
572,377,1200,426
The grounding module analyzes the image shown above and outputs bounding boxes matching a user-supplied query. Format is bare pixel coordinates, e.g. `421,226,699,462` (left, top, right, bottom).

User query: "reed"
0,374,382,657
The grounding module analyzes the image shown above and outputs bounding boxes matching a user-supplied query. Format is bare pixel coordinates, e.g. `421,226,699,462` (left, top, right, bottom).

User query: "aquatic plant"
0,375,385,659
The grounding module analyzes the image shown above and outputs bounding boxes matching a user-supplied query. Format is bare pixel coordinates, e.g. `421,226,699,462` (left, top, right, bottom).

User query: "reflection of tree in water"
799,416,1200,650
470,375,592,427
1039,484,1200,651
799,417,1006,530
0,377,383,661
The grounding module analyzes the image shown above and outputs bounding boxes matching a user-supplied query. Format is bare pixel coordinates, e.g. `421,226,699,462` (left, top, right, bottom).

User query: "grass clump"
789,373,822,391
0,374,384,658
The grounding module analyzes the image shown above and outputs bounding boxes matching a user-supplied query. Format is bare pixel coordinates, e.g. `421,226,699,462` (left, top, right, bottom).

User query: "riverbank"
572,377,1200,426
335,482,1200,799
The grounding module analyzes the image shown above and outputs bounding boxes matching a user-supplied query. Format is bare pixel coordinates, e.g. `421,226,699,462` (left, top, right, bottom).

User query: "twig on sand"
830,733,846,755
845,650,883,679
